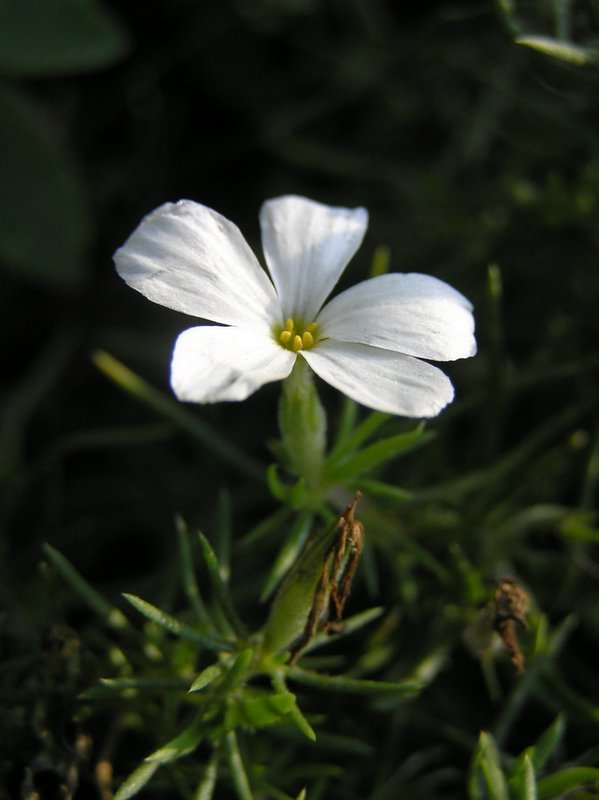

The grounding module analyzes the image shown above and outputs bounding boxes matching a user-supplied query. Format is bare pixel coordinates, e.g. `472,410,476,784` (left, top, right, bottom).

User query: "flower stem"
279,357,327,489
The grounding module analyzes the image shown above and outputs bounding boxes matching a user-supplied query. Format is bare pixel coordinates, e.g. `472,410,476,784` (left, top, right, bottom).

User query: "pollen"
276,318,319,352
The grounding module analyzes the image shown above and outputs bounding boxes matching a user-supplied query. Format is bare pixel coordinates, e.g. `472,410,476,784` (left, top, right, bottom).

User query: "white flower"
114,195,476,417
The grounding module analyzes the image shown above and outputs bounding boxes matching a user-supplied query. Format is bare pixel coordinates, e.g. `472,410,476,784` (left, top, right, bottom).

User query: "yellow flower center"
276,318,319,352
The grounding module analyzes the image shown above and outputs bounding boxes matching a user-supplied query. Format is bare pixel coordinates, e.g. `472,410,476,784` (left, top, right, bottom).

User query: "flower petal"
260,195,368,321
115,200,281,331
171,325,295,403
317,273,476,361
301,340,454,417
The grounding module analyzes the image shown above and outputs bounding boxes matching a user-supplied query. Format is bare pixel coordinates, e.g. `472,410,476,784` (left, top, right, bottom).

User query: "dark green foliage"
2,1,599,798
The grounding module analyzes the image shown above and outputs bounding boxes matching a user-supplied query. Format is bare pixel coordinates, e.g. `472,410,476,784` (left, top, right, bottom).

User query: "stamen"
302,331,314,348
275,317,319,352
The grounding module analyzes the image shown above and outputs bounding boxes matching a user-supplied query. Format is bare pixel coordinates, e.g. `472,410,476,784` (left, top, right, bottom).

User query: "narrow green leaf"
122,593,233,651
193,751,219,800
538,767,599,799
516,36,597,65
214,488,233,580
531,716,565,774
198,533,247,639
286,667,420,696
225,730,254,800
327,426,430,481
145,715,205,764
295,790,307,800
86,676,188,696
272,671,316,741
92,351,264,481
114,761,160,800
508,752,537,800
469,732,509,800
176,517,211,625
189,663,224,693
302,607,384,654
43,544,128,630
260,512,313,602
329,411,391,460
266,464,291,502
353,479,413,503
331,396,359,452
220,648,254,693
237,506,292,549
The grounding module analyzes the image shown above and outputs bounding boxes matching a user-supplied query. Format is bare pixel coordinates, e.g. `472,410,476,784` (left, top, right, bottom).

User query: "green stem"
278,358,327,488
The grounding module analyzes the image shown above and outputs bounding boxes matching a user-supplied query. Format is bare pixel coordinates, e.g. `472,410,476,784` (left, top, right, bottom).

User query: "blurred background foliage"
2,0,599,798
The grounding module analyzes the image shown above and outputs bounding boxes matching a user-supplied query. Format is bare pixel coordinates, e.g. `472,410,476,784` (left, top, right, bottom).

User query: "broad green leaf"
145,715,205,764
0,0,128,76
286,667,420,696
122,593,233,652
114,761,160,800
538,767,599,799
0,82,91,287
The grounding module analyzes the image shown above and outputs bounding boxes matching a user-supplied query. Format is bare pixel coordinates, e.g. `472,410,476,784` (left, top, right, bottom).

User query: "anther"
292,334,303,352
285,319,294,332
280,330,292,345
302,331,314,348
